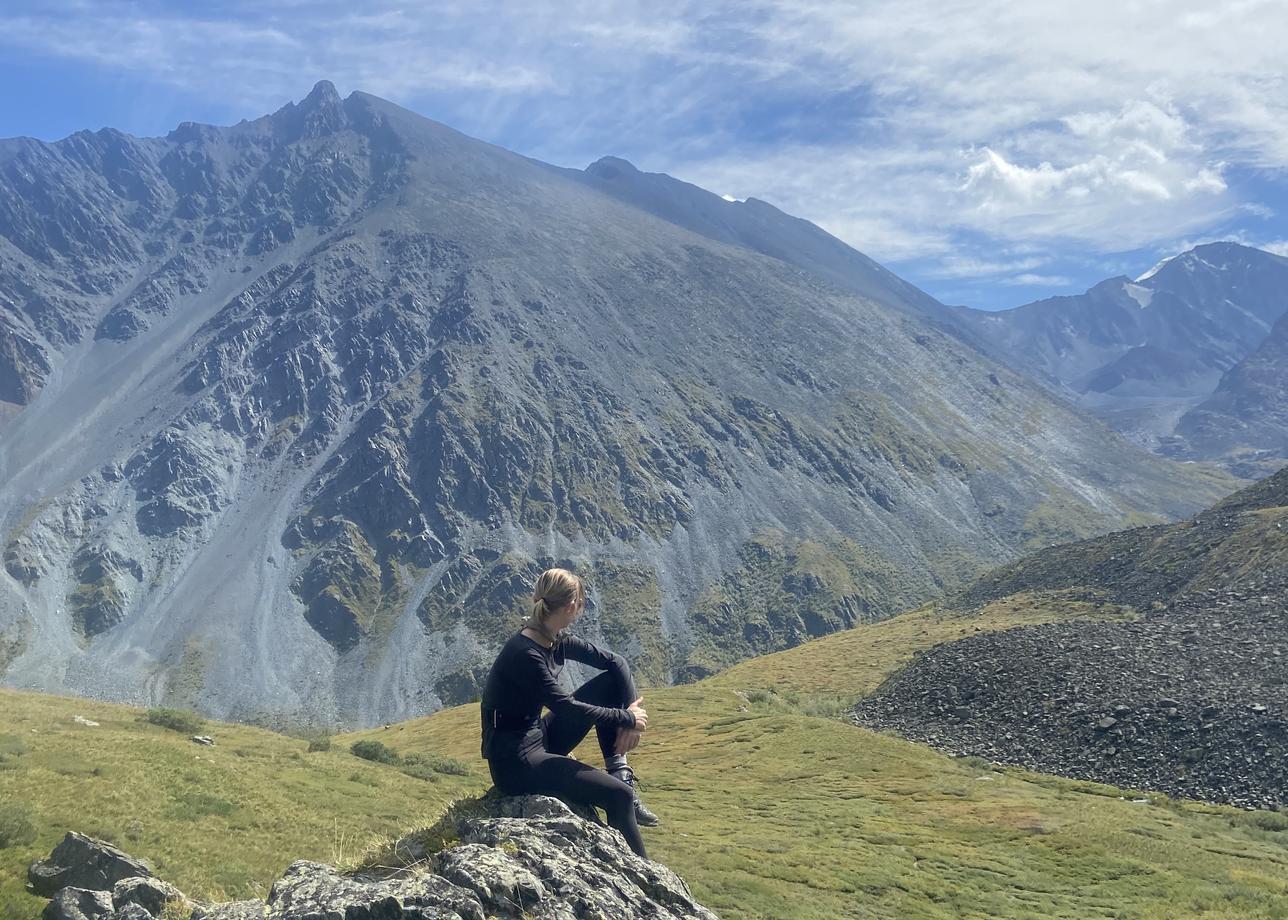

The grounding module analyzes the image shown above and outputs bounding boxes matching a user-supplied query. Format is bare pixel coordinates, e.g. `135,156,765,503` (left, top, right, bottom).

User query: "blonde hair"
527,567,584,633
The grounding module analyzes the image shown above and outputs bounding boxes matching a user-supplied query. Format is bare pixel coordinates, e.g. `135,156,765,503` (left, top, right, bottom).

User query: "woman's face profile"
548,591,583,632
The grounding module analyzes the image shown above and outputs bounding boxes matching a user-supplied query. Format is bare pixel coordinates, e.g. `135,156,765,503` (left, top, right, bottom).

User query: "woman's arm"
526,646,637,728
561,634,632,684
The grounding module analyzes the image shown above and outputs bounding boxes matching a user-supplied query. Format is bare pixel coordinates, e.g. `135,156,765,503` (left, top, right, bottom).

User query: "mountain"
855,464,1288,809
951,242,1288,463
0,82,1233,726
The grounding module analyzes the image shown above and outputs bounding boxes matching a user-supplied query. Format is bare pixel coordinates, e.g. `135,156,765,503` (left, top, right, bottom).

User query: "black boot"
609,766,660,827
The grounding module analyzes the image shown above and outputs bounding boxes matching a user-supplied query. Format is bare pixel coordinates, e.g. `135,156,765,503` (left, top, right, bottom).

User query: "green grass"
0,803,37,849
0,690,478,918
1,596,1285,919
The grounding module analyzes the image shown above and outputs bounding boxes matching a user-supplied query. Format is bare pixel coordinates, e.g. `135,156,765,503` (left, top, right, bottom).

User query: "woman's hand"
613,727,642,755
614,698,647,754
627,697,648,731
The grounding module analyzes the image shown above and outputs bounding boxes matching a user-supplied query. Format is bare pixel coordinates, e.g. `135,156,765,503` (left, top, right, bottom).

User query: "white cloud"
662,1,1282,260
917,255,1047,280
1254,239,1288,257
1000,273,1074,287
1183,168,1228,194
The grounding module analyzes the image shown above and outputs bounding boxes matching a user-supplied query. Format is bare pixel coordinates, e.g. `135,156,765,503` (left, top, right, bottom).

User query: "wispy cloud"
1000,273,1075,287
917,255,1048,280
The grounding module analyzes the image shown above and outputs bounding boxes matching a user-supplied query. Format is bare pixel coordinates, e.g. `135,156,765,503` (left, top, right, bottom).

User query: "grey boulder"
266,860,487,919
41,887,114,920
29,833,155,898
112,876,185,915
111,905,155,920
32,794,718,920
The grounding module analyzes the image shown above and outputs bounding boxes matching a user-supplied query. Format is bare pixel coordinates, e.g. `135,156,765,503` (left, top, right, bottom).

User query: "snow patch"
1135,255,1174,282
1123,281,1154,309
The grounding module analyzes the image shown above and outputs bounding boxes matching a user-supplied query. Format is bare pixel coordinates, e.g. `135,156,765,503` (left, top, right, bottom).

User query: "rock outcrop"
28,794,718,919
28,832,155,898
42,886,115,920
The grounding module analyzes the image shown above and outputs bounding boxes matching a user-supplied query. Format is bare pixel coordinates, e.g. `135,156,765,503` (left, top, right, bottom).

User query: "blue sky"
3,1,1287,310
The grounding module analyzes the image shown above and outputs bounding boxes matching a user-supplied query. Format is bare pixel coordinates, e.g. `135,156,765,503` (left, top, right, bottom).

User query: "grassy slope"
2,598,1286,919
0,691,479,918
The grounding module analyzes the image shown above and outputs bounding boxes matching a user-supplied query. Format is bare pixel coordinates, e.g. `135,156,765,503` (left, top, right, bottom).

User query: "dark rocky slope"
0,83,1232,726
854,467,1288,809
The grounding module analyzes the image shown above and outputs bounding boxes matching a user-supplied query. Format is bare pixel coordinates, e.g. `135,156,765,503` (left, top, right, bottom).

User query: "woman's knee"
604,775,634,809
566,766,633,812
573,670,630,707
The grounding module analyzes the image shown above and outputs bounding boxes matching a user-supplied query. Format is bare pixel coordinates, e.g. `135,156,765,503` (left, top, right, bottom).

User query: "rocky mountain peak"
1144,240,1287,289
304,79,342,106
584,155,640,179
269,79,349,140
1132,241,1268,283
951,240,1288,463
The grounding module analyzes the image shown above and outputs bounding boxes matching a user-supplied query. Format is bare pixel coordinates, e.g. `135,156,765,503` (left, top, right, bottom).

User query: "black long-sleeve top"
480,630,636,760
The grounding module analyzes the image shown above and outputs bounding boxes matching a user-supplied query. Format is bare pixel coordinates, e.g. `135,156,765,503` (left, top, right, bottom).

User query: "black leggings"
488,670,647,858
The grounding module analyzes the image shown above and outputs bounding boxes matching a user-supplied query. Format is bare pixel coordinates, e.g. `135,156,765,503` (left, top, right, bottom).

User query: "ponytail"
526,567,583,636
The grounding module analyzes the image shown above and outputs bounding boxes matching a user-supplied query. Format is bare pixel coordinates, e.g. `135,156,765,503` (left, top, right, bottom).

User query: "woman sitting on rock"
480,567,657,858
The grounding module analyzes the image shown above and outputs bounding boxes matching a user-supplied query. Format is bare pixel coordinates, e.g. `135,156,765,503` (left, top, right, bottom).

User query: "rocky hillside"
951,242,1288,468
561,156,967,333
854,466,1288,809
0,82,1232,726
